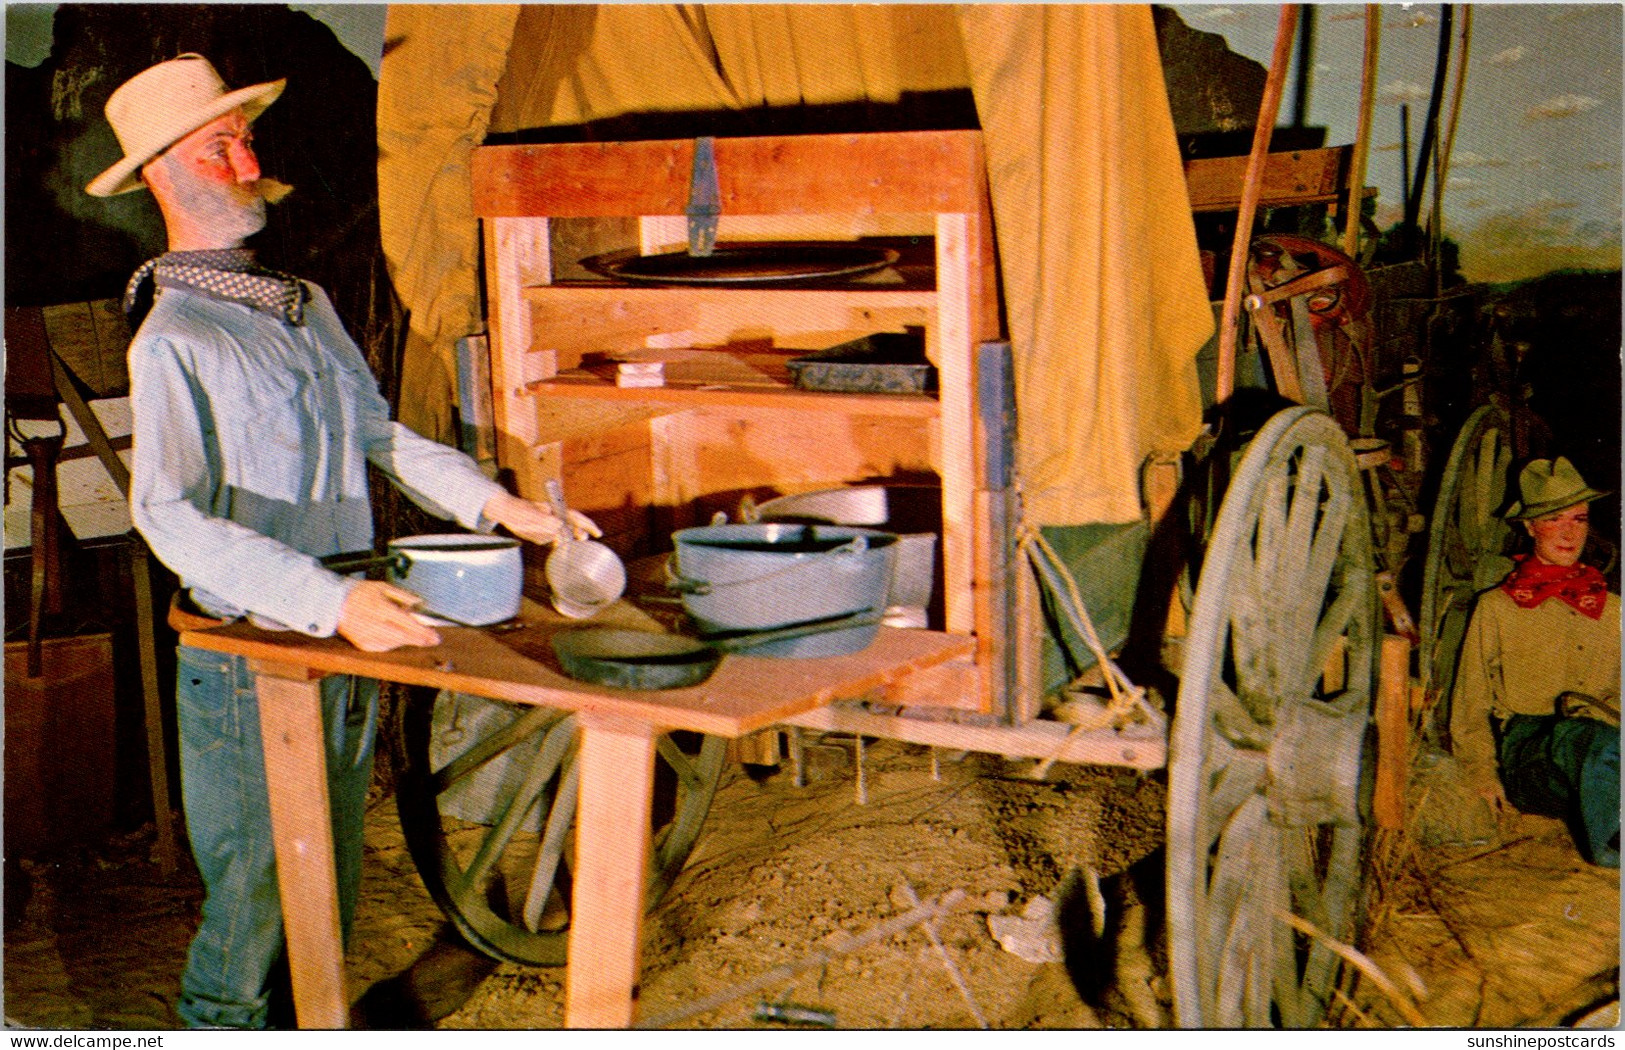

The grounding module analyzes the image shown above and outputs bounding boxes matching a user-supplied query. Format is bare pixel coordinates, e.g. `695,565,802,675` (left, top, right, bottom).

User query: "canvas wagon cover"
376,3,1213,526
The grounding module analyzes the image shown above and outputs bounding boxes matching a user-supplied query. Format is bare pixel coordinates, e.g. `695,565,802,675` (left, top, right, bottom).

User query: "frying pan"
551,610,883,691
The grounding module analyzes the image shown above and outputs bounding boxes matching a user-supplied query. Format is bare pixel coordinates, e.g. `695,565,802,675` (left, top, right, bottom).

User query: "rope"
1011,482,1156,732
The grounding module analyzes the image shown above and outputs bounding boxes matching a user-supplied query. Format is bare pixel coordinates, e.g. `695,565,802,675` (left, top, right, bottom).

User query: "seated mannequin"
1450,457,1620,868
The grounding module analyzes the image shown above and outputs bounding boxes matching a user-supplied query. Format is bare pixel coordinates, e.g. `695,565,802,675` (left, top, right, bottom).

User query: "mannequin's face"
1526,503,1590,567
145,109,267,245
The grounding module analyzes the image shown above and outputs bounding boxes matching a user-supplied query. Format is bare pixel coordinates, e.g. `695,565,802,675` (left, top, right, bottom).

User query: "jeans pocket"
177,647,238,755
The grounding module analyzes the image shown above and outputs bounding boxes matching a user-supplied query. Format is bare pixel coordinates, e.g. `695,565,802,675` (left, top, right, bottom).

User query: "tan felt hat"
86,53,284,198
1505,456,1611,520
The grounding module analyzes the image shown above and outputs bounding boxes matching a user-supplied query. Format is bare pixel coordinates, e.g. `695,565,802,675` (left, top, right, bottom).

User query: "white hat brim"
85,77,285,198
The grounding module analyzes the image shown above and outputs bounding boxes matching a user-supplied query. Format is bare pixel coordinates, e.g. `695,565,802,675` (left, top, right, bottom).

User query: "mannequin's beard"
159,155,292,242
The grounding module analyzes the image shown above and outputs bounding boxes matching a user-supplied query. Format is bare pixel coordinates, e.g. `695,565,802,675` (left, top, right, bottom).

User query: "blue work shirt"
128,283,504,636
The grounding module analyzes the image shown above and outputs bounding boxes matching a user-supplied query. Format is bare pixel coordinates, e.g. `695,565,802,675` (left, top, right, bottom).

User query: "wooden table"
180,600,973,1029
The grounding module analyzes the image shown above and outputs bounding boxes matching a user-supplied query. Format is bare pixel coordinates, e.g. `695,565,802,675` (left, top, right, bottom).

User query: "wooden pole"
1342,6,1382,258
1214,4,1300,406
1435,7,1474,237
1375,634,1411,830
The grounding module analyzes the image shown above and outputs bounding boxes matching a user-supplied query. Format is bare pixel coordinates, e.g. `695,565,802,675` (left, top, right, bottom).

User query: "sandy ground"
3,733,1617,1031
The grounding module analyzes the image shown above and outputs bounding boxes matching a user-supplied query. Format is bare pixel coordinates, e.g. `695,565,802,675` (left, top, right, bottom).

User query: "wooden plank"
522,285,937,370
780,705,1167,771
878,657,982,711
533,375,940,419
182,606,977,739
1374,634,1411,831
1185,146,1352,213
473,131,988,218
487,218,552,501
935,214,978,644
253,668,348,1030
566,712,656,1028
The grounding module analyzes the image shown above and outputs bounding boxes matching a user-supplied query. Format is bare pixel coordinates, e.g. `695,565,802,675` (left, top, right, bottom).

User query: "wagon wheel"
396,688,726,965
1167,406,1377,1028
1418,403,1514,729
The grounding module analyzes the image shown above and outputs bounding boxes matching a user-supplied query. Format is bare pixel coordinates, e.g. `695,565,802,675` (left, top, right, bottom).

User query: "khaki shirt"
1450,588,1621,785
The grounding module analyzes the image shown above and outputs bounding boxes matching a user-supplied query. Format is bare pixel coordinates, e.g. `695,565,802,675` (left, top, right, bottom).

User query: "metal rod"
1403,4,1455,250
1291,5,1316,129
902,881,989,1029
635,889,968,1029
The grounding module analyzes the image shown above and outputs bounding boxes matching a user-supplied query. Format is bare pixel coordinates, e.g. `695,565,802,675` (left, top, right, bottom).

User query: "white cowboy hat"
86,53,284,198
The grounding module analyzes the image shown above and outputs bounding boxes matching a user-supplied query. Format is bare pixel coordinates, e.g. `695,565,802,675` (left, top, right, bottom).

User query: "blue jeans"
1499,713,1620,868
174,646,378,1028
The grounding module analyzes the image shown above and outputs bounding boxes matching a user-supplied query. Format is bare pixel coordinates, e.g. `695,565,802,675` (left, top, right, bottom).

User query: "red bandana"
1501,554,1609,619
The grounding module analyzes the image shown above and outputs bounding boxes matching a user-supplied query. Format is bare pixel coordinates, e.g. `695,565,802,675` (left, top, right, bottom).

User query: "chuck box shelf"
473,129,1034,717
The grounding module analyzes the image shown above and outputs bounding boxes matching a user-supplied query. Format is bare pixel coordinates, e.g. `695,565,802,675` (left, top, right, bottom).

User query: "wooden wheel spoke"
1209,678,1273,751
1206,795,1267,1026
1302,483,1352,605
521,757,580,932
1280,446,1329,582
431,705,569,795
1255,471,1292,584
1270,841,1306,1029
450,718,576,896
655,735,699,787
1203,734,1269,850
1282,826,1329,940
1246,818,1285,1028
1306,582,1361,696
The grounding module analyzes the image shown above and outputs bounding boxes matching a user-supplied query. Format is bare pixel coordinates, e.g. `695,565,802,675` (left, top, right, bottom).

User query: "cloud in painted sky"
1389,11,1437,29
1375,142,1403,153
1379,81,1431,105
1525,95,1603,121
1448,176,1483,189
1489,46,1528,67
1453,151,1510,169
1189,7,1247,25
1326,9,1365,23
1583,160,1621,171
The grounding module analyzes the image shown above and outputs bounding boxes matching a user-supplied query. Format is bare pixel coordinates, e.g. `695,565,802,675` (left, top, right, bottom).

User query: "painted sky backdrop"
10,3,1620,284
1173,3,1623,282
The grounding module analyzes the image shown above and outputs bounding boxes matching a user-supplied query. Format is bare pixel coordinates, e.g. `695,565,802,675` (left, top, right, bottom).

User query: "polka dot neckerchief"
123,248,309,326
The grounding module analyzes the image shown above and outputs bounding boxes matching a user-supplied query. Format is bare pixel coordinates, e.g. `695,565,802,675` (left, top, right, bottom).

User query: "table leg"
253,664,348,1029
565,712,656,1028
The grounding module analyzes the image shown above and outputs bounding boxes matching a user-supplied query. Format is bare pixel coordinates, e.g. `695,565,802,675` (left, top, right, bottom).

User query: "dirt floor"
3,728,1618,1032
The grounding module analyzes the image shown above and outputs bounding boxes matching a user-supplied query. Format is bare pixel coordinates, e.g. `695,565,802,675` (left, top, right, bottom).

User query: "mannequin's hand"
482,491,601,546
337,581,440,652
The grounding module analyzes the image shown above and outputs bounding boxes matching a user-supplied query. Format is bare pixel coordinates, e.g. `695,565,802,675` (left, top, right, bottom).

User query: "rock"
987,895,1064,964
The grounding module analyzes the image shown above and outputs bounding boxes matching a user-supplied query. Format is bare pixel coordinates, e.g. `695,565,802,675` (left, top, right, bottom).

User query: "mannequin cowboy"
1450,456,1620,868
90,55,595,1026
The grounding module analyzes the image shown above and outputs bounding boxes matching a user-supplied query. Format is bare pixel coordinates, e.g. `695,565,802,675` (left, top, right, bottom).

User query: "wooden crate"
4,633,117,856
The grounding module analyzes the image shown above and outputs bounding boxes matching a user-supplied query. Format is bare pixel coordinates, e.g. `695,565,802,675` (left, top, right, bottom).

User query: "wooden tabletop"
179,599,975,738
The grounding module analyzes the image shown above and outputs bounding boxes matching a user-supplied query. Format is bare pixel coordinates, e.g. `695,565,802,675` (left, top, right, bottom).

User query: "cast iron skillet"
551,610,883,691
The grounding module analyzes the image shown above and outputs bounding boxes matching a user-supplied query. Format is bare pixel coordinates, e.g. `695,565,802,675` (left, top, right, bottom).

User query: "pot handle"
702,609,885,653
320,550,410,577
663,535,869,596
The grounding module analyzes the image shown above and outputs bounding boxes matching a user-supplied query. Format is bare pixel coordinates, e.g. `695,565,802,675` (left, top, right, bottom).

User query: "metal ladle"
543,479,627,618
